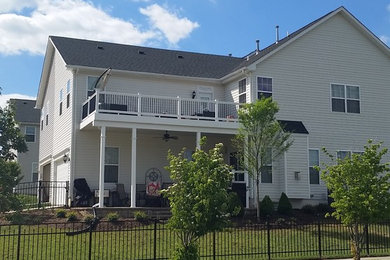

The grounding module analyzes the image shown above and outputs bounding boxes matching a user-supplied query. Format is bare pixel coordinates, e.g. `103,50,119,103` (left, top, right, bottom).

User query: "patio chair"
73,178,93,206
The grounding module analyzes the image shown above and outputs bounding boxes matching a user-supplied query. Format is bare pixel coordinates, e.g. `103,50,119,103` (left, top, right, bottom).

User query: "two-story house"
12,99,40,183
35,6,390,208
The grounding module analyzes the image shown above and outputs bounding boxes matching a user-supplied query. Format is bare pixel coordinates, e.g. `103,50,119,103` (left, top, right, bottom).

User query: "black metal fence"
13,181,69,209
1,219,389,259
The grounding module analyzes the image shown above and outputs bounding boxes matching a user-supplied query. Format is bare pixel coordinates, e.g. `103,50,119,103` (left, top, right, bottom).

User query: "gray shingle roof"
10,99,40,124
50,36,244,79
49,8,340,79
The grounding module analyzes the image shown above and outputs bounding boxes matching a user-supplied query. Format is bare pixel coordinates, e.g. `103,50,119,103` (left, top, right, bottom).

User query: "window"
25,126,36,142
257,77,272,99
261,149,272,183
309,149,319,184
59,89,63,115
87,76,98,97
66,80,71,108
32,163,38,182
238,78,246,104
41,107,44,130
45,101,49,126
105,147,119,183
331,84,360,113
337,150,351,160
230,152,244,182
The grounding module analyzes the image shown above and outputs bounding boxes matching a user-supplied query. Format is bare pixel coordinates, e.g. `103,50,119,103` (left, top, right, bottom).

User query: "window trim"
66,80,71,108
104,146,120,183
238,78,247,104
330,83,360,113
309,149,320,185
336,150,364,161
257,76,273,100
25,126,36,143
59,88,63,116
32,162,38,182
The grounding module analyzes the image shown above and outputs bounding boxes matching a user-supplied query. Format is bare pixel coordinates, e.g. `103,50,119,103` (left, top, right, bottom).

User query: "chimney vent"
256,40,260,54
276,25,280,43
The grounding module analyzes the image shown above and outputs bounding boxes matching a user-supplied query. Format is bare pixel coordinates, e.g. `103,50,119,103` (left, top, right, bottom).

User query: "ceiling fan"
157,131,178,142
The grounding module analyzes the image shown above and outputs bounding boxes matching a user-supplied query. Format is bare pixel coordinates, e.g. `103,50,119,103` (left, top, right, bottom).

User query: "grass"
0,221,389,259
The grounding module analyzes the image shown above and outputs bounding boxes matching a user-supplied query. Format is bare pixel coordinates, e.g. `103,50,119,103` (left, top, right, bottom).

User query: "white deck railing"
82,91,243,123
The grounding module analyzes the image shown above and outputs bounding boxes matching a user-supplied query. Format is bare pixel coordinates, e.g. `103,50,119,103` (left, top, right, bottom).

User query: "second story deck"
81,91,242,132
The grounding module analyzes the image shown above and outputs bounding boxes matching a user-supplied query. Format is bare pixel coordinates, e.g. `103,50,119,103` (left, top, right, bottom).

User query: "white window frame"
59,89,63,116
257,76,273,100
330,83,360,113
238,78,247,104
45,101,50,126
25,126,36,143
32,162,38,182
336,150,363,161
309,149,320,185
66,80,71,108
261,148,272,183
87,76,99,97
104,147,119,183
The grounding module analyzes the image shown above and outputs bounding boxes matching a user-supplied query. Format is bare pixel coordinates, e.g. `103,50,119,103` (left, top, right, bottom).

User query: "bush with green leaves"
277,192,292,215
134,211,148,222
301,204,315,214
5,212,25,224
66,211,78,222
259,195,274,217
227,192,244,217
163,139,233,260
55,209,67,218
84,214,94,224
106,212,119,222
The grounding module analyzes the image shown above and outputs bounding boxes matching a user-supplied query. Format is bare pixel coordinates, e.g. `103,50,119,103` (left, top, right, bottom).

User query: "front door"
230,153,247,207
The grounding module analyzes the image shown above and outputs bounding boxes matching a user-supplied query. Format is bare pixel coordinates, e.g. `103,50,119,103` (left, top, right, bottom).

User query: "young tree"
163,139,237,260
234,98,292,221
0,97,28,212
320,140,390,260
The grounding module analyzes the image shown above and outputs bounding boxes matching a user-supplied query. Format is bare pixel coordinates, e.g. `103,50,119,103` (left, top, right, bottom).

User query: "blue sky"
0,0,389,106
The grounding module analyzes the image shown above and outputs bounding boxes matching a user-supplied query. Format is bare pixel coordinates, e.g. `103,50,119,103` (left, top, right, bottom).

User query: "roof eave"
36,38,55,109
65,65,222,84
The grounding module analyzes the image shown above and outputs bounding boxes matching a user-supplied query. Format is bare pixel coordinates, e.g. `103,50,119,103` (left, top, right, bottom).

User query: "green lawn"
0,221,389,259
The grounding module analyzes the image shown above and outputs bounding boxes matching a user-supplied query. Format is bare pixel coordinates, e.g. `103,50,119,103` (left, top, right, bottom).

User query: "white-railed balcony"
81,91,243,128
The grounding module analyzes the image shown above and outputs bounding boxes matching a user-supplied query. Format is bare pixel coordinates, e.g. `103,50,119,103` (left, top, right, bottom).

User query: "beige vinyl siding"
252,13,390,202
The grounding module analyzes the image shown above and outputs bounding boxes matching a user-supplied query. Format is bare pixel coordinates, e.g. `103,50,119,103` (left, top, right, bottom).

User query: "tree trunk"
256,178,260,222
351,223,361,260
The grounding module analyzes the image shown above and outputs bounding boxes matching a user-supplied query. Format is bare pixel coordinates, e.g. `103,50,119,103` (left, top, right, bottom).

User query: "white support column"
130,128,137,208
98,126,106,208
196,132,201,150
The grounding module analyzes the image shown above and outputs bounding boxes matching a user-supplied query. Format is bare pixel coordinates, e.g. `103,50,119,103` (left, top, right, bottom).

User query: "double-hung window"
309,149,320,184
331,84,360,113
25,126,36,142
238,78,247,104
257,77,272,99
261,149,272,183
87,76,99,97
66,80,71,108
32,163,38,182
59,89,63,116
337,150,351,160
105,147,119,183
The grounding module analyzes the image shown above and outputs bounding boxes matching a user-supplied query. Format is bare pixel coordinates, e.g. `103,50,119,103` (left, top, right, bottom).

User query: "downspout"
69,68,79,205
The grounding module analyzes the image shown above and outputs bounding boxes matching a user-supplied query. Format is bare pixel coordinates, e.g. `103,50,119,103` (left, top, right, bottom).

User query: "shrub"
172,242,199,260
134,211,148,222
227,192,244,217
84,214,94,224
5,212,25,224
301,204,315,214
106,212,119,222
55,209,67,218
277,192,292,215
259,195,274,217
316,203,332,214
66,211,78,222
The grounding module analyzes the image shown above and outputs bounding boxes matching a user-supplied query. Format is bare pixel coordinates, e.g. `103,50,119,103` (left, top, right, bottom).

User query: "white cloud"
140,4,199,45
0,0,38,13
0,0,198,55
0,94,36,108
380,35,389,45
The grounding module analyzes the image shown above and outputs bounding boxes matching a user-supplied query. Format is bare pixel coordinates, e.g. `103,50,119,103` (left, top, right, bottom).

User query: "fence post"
88,224,93,260
213,231,216,260
38,180,42,209
318,220,322,259
65,181,70,208
365,224,370,256
16,225,21,260
267,221,271,260
153,219,157,260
